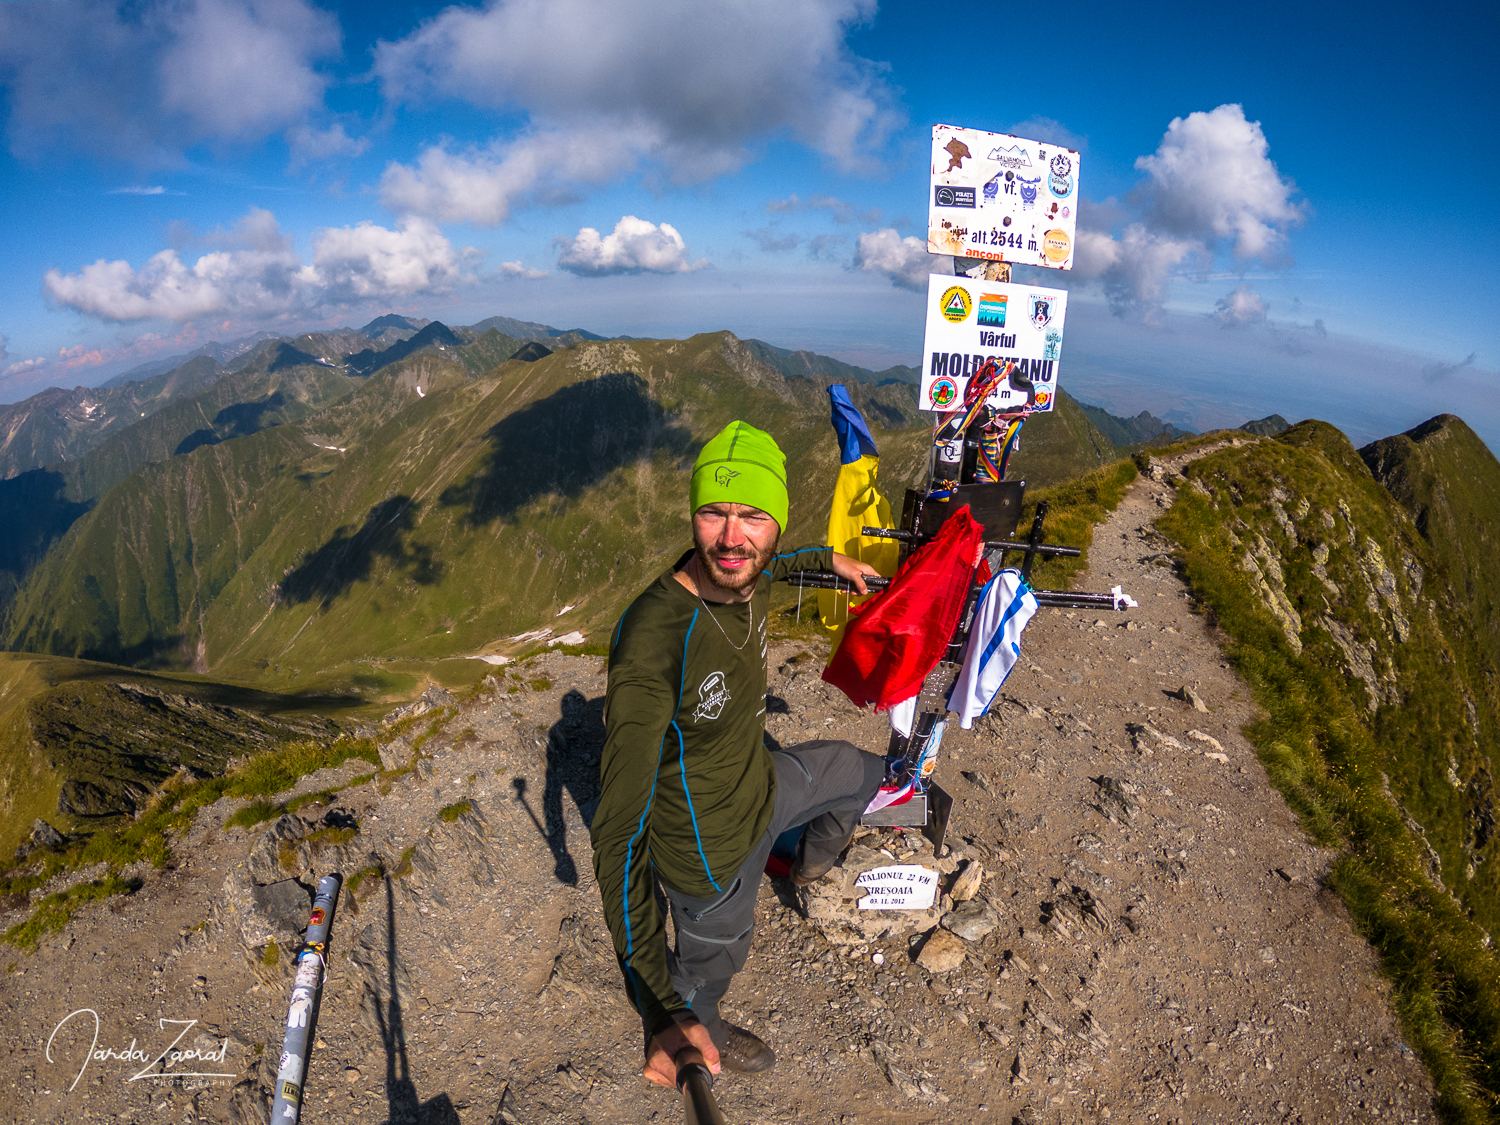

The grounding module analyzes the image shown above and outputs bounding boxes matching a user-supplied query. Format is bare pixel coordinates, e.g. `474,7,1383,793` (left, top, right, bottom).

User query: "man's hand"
643,1017,720,1088
830,551,881,596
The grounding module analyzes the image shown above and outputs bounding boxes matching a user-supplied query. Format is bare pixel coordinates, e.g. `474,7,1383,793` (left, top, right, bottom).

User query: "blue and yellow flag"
820,385,900,633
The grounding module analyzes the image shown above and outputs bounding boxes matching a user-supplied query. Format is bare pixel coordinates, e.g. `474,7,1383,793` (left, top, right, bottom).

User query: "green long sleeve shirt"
590,544,834,1038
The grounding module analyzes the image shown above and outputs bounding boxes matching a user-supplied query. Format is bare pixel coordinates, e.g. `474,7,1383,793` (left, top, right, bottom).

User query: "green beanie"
690,421,789,531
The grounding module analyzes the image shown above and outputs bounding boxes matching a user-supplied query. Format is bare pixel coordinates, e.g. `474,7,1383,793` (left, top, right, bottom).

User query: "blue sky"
1,0,1496,449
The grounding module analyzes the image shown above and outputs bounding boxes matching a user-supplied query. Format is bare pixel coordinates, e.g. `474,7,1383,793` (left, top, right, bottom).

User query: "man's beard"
695,533,779,595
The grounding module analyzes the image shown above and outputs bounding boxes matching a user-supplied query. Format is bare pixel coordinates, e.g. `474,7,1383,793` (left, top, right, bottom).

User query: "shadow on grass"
279,496,443,608
438,371,694,527
174,391,292,455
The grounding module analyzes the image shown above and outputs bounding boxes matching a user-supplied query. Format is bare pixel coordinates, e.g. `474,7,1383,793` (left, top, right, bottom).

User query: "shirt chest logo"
693,671,731,722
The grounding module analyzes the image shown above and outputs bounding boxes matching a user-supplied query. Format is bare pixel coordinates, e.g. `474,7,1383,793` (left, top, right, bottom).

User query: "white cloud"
0,334,47,384
109,186,167,195
1079,104,1303,315
497,261,548,280
853,228,936,292
380,123,652,226
310,217,470,301
1214,284,1269,327
0,0,339,162
1136,105,1303,260
42,208,472,322
554,216,705,277
375,0,899,224
286,122,370,166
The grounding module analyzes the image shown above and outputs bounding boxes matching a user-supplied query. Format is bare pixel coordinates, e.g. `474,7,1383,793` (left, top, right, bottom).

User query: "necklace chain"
692,569,755,651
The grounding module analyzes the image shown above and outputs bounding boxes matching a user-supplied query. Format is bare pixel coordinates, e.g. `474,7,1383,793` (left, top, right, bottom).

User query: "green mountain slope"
743,339,920,386
5,331,1118,684
1157,420,1500,1115
1361,415,1500,677
0,346,369,615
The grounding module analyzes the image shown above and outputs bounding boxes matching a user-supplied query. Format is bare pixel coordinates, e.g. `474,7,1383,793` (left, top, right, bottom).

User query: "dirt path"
0,450,1437,1124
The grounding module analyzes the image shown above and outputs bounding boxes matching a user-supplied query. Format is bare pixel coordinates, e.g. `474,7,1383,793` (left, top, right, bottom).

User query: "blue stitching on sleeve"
674,610,722,891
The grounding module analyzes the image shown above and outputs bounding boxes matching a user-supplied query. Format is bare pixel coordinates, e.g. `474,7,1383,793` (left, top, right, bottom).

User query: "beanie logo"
713,466,740,487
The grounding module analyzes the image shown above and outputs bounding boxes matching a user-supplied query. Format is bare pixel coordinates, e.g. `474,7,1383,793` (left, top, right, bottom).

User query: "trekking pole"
268,873,343,1124
676,1052,728,1125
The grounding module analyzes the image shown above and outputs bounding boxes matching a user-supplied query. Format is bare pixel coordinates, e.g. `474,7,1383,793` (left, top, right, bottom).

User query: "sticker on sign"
854,865,939,910
918,274,1068,413
928,123,1080,271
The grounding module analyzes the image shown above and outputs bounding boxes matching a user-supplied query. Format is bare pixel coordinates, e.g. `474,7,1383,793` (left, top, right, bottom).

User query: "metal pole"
268,873,343,1124
676,1058,728,1125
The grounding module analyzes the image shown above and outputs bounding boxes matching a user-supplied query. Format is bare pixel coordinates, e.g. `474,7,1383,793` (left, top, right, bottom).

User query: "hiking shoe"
789,857,837,887
720,1024,776,1073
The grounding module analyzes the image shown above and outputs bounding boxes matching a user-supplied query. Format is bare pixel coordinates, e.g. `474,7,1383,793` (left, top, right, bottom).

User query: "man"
590,420,886,1088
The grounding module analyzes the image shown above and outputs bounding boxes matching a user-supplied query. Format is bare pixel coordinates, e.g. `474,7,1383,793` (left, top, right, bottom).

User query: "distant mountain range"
0,307,1331,680
0,317,1132,679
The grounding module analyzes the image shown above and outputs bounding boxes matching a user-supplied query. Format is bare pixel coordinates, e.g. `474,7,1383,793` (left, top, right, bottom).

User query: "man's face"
691,502,780,594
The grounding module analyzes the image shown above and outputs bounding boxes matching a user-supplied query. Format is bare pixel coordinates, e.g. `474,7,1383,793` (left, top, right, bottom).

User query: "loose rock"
916,928,968,972
942,899,999,941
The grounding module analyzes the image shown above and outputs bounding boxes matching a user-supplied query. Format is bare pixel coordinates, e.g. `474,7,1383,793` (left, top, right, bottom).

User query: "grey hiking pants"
660,739,885,1050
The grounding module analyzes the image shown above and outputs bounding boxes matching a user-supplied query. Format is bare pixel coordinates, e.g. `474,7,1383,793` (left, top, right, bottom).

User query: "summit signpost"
782,119,1130,854
917,275,1068,414
928,123,1081,270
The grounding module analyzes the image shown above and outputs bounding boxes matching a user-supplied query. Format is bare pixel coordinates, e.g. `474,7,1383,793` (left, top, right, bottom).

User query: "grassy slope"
0,652,365,860
1156,422,1500,1121
1361,415,1500,682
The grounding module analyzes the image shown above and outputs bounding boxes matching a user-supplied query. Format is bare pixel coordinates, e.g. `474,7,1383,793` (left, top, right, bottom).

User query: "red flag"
822,506,984,710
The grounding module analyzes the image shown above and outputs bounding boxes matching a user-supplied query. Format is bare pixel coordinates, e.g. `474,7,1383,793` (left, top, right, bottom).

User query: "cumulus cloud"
0,332,47,383
376,0,899,224
853,228,934,292
380,124,652,226
1421,352,1476,383
43,208,472,322
1213,284,1269,327
554,216,706,277
0,0,340,162
766,193,882,224
1078,105,1303,315
1136,105,1303,261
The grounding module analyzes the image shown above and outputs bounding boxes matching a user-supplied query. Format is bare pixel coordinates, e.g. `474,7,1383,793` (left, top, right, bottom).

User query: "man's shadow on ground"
511,689,604,886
